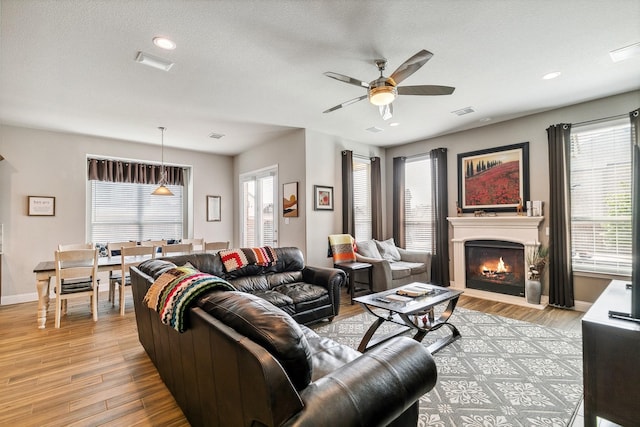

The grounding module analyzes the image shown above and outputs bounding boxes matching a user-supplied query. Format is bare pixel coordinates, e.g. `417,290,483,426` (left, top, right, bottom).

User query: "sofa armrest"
355,253,392,292
302,265,345,290
283,336,437,427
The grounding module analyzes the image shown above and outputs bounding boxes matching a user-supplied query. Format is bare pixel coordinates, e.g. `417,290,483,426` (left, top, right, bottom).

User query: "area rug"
312,307,583,427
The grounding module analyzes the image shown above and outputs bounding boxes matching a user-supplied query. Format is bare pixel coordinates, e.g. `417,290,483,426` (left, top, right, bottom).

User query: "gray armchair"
354,238,432,292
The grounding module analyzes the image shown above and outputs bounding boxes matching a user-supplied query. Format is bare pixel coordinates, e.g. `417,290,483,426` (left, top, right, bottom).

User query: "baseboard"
450,285,549,310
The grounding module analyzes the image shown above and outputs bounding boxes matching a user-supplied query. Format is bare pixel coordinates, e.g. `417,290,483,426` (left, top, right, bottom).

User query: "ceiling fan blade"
323,95,368,113
324,72,369,88
379,103,393,120
397,85,455,96
388,50,433,85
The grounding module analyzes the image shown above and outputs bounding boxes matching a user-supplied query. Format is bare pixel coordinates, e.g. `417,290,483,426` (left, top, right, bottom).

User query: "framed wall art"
206,195,221,221
457,142,530,213
282,182,298,217
28,196,56,216
313,185,333,211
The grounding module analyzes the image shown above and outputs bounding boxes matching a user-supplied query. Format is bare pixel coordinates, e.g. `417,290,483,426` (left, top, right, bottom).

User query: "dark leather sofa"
130,252,438,427
149,247,343,325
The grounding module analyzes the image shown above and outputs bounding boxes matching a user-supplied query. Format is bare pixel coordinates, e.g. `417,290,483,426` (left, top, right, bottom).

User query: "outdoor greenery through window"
569,118,632,276
353,157,372,241
404,155,433,251
89,180,185,245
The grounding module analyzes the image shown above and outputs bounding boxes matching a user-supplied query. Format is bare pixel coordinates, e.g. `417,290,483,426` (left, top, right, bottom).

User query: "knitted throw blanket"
219,246,278,273
144,266,235,332
328,234,357,263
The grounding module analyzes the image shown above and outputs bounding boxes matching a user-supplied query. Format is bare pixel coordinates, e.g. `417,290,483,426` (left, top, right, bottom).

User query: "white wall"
304,129,384,268
233,129,307,253
386,90,640,304
0,125,233,304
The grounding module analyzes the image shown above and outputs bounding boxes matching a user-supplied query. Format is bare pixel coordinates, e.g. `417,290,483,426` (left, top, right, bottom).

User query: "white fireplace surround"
447,216,546,308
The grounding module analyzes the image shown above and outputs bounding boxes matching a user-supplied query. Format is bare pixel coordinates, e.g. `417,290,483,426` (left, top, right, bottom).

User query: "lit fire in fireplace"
481,257,510,278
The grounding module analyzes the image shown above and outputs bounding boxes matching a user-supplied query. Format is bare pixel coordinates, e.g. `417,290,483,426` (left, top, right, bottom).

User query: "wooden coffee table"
354,283,462,354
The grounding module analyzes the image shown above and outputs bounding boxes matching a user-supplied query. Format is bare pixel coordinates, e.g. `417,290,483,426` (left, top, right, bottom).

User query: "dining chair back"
204,241,230,253
161,242,193,256
115,245,156,315
107,241,138,303
54,248,99,328
140,240,167,255
182,238,204,252
58,243,93,251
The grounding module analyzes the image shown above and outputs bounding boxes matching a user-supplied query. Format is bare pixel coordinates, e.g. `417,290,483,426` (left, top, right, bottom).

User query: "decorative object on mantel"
457,142,530,213
473,210,486,217
151,126,174,196
456,201,462,216
526,245,548,304
516,198,523,215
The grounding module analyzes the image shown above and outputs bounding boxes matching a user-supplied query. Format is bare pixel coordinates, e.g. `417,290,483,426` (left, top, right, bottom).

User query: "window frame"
352,156,372,242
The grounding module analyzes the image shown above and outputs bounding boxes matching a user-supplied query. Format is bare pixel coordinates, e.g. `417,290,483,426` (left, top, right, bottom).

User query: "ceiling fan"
323,49,455,120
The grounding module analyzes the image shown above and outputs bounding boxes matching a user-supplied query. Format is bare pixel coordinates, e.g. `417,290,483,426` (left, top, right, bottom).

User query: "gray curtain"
87,158,184,185
630,109,639,317
392,157,406,248
341,150,354,235
546,123,574,308
430,148,450,286
370,157,383,240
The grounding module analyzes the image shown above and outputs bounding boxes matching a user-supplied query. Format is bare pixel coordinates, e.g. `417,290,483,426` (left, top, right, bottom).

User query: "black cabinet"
582,280,640,427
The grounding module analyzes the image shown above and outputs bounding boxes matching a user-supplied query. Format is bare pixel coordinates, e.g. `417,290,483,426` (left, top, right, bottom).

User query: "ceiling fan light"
152,184,174,196
369,86,397,106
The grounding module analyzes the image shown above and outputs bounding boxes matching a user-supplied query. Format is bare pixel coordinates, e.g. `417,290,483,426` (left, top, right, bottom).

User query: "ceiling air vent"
208,132,226,139
365,126,384,133
134,51,174,72
451,107,475,116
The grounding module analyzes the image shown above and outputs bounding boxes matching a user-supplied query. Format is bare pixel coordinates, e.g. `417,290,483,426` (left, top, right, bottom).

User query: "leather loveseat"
130,258,438,427
145,247,343,325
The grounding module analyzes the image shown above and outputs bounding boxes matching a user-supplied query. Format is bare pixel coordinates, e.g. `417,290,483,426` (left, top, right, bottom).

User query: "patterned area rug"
312,307,583,427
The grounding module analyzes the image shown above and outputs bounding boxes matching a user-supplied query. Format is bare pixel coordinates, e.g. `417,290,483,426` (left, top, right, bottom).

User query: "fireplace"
465,240,525,296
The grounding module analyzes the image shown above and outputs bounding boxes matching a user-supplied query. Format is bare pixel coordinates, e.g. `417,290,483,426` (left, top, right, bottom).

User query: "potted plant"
525,245,548,304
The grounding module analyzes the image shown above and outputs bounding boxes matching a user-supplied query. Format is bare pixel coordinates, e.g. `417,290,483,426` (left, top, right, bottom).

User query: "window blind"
404,155,433,251
90,180,184,244
353,157,372,241
570,119,632,275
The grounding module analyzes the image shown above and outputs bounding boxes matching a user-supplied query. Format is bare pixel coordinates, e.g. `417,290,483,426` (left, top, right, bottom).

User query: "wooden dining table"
33,255,152,329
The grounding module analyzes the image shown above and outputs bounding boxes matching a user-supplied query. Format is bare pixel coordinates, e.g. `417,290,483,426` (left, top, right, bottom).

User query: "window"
353,157,371,241
570,119,632,276
89,180,186,244
240,166,277,247
404,155,433,251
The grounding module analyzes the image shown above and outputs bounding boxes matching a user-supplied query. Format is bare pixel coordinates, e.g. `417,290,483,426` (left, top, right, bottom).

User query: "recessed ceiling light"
610,42,640,62
389,122,400,127
543,71,561,80
479,117,492,122
208,132,225,139
135,51,174,71
451,107,475,116
365,126,383,133
153,36,176,50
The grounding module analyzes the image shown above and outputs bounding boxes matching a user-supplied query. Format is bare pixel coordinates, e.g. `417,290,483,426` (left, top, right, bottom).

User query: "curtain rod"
572,112,628,127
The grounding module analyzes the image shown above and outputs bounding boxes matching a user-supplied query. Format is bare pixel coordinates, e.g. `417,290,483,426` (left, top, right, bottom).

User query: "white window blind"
404,155,433,251
570,119,632,276
89,180,184,244
353,157,372,241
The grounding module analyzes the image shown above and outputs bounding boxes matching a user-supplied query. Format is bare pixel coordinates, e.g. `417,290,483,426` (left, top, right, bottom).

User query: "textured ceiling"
1,0,639,155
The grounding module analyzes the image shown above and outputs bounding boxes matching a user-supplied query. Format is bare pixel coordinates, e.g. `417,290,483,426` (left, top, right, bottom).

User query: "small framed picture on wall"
313,185,333,211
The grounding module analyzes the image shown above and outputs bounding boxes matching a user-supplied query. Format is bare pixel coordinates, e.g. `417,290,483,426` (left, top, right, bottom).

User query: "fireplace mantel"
447,215,546,308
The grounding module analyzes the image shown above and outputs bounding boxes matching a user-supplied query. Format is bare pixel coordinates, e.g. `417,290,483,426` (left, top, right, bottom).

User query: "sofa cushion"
356,240,382,259
393,261,426,275
197,291,312,391
228,275,270,292
376,238,401,262
389,263,412,280
253,289,295,309
300,325,361,381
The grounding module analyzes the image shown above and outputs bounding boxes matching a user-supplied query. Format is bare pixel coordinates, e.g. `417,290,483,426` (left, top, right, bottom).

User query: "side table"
334,261,373,304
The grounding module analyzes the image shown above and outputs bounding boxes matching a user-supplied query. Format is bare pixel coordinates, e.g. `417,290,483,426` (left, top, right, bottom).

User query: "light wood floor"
0,287,584,426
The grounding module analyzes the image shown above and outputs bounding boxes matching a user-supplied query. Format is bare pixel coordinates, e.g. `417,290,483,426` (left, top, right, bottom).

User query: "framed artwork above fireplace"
457,142,530,213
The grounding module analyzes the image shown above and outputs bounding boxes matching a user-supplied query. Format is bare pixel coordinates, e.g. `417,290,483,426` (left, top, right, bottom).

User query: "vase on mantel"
525,279,542,304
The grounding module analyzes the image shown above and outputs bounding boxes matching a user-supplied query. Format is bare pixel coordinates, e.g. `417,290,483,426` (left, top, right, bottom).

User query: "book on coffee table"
396,283,435,298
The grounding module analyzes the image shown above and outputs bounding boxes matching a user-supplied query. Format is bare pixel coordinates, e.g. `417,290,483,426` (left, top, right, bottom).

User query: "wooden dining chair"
57,243,100,299
115,245,155,315
161,242,193,256
140,239,167,256
107,241,138,304
204,241,230,253
54,248,99,328
182,238,204,252
58,243,93,251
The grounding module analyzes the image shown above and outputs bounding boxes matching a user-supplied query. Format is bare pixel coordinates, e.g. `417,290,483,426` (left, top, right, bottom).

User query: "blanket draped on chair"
219,246,278,272
144,266,235,332
328,234,357,263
